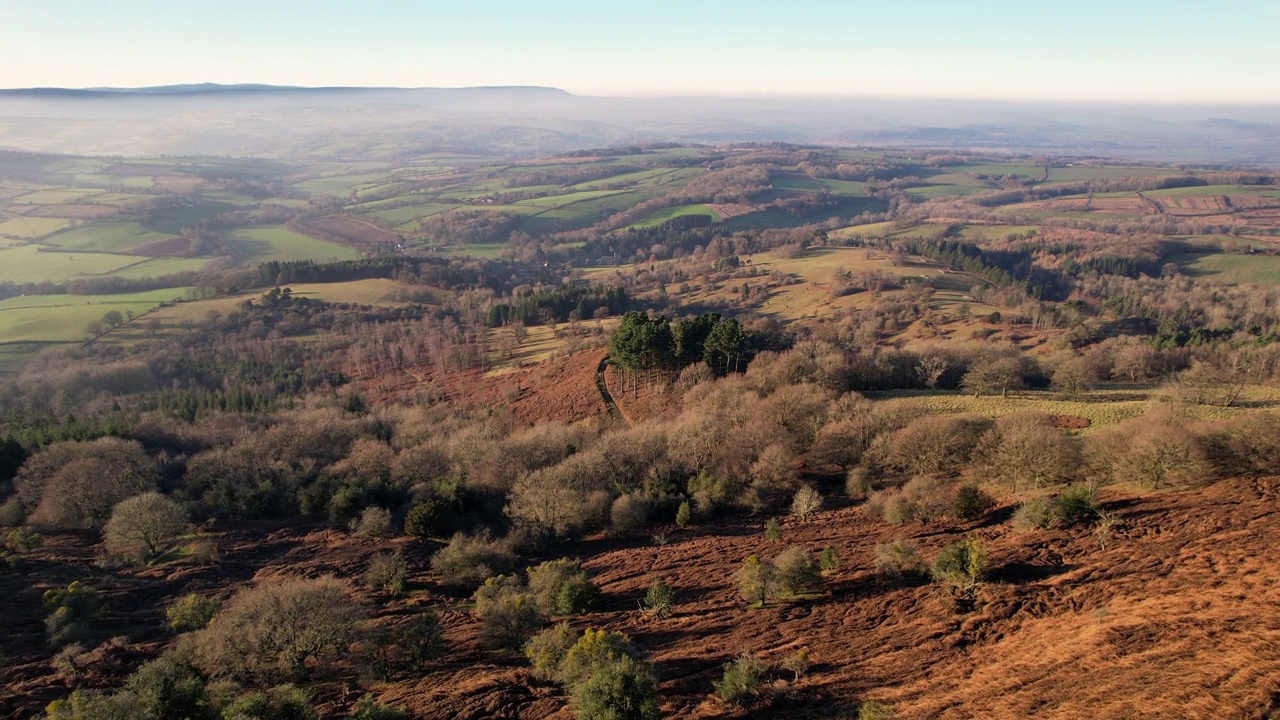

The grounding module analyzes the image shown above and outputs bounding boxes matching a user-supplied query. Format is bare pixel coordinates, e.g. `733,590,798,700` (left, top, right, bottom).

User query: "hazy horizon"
4,0,1278,104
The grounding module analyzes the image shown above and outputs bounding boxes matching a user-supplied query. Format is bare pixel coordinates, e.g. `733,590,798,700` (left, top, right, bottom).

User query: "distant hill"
0,83,1276,164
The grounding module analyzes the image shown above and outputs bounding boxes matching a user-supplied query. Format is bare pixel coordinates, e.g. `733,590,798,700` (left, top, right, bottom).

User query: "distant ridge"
0,83,571,98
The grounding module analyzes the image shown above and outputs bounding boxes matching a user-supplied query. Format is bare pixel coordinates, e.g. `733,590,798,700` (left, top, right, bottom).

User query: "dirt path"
596,355,627,425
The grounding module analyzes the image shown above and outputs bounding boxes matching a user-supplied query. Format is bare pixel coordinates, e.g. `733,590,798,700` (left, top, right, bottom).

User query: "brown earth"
359,348,612,426
295,215,404,248
4,477,1277,719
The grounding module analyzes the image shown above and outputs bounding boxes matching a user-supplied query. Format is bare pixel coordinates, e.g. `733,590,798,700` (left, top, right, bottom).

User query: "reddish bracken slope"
3,477,1277,719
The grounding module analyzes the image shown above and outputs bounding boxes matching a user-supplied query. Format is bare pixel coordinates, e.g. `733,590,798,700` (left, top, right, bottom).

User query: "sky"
2,0,1277,103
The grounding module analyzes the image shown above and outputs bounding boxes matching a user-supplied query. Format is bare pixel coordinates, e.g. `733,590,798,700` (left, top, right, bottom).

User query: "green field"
108,257,210,279
1047,165,1179,182
629,204,721,229
43,222,178,253
1144,184,1278,198
0,245,145,283
12,189,101,204
225,226,360,264
1171,252,1280,285
0,216,77,239
959,224,1039,241
0,288,191,343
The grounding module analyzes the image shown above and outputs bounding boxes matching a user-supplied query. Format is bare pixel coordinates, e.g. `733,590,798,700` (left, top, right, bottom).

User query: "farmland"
1,144,1279,368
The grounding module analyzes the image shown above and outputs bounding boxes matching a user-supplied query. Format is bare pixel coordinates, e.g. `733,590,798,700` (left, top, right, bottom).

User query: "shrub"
782,648,810,681
931,537,988,597
125,655,211,720
1012,496,1056,530
527,558,600,616
610,494,649,535
219,685,318,720
1112,424,1210,490
559,628,641,687
51,643,87,679
900,475,951,524
103,491,188,562
1217,412,1280,476
43,581,100,646
348,695,408,720
674,500,692,527
735,555,775,607
859,701,896,720
191,575,367,682
394,611,444,672
569,655,661,720
5,526,42,553
364,551,408,595
1053,484,1098,526
43,690,139,720
167,593,220,633
430,532,515,590
404,499,457,540
880,489,911,525
773,546,823,598
845,466,873,501
873,541,926,580
764,517,783,542
473,575,544,651
525,622,578,681
790,485,822,522
351,506,393,538
951,485,996,521
640,577,675,619
819,546,841,572
714,653,766,706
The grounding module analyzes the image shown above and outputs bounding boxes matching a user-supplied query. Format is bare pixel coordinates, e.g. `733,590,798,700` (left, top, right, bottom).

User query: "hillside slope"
3,478,1276,719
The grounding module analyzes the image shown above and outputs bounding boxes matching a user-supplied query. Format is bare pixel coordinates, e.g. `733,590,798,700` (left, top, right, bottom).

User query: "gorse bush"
166,593,220,633
641,577,675,619
931,537,988,597
570,654,661,720
42,581,100,646
525,622,578,681
714,653,766,706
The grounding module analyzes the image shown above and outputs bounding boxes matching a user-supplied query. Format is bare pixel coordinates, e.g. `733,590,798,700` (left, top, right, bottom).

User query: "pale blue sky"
2,0,1276,102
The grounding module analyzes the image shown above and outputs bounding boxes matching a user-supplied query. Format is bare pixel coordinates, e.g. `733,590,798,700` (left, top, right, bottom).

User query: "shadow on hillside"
990,560,1074,584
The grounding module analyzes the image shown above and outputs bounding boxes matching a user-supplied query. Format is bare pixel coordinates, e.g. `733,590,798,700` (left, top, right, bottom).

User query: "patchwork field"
0,287,190,342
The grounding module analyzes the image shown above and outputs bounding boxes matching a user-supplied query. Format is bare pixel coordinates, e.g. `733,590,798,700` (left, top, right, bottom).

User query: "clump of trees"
190,575,367,682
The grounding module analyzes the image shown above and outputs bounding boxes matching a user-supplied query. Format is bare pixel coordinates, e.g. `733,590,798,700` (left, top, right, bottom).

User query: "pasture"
0,288,191,343
0,216,77,239
628,204,721,229
225,226,360,264
1171,252,1280,285
0,246,143,283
